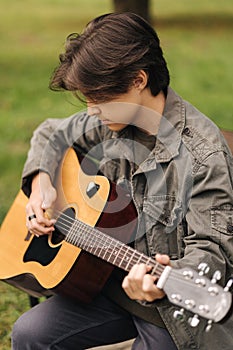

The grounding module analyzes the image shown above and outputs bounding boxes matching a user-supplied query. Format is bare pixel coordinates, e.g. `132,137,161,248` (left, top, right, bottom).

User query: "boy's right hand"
26,172,57,236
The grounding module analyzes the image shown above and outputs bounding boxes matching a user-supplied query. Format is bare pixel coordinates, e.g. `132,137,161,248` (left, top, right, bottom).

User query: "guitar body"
0,149,137,302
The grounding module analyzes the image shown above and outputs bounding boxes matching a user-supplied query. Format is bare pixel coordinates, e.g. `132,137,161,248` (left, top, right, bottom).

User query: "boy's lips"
100,119,112,125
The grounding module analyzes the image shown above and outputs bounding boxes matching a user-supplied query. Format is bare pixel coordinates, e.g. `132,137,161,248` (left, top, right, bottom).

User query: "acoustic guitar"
0,148,231,326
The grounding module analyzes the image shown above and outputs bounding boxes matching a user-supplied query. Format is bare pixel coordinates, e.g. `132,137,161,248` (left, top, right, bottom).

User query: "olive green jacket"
22,88,233,349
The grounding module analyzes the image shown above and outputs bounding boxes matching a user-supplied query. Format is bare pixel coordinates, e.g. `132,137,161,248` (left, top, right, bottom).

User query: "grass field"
0,0,232,348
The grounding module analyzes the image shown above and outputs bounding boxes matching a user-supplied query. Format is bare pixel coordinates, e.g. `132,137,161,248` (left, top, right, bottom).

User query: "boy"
12,13,233,349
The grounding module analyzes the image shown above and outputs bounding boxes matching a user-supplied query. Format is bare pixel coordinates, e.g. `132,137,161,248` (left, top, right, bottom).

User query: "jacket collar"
154,87,185,163
132,88,185,175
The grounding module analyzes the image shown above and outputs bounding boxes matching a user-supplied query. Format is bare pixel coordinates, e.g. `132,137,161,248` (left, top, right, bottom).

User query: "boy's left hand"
122,254,170,302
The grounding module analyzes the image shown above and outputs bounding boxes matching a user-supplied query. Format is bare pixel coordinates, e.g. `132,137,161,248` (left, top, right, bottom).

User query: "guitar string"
51,208,165,276
58,215,162,275
63,211,227,320
52,208,212,287
49,209,218,291
45,211,226,316
53,208,148,263
60,217,218,293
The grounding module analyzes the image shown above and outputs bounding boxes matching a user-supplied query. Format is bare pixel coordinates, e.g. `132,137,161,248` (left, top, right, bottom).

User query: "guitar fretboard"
55,211,165,278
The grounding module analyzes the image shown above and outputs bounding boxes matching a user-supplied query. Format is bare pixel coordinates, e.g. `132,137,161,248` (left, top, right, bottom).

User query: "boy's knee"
12,316,26,348
11,313,38,349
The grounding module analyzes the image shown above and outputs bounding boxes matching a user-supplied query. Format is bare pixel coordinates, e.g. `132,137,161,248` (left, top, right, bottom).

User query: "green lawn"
0,0,232,348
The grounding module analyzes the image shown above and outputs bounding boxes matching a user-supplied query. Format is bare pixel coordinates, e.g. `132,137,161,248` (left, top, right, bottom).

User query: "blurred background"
0,0,232,348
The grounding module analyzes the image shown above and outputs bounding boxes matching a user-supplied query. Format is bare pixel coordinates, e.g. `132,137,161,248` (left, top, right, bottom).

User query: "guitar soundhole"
52,207,76,244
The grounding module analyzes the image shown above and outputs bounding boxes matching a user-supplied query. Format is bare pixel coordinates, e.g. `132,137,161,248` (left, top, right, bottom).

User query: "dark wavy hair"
50,12,170,102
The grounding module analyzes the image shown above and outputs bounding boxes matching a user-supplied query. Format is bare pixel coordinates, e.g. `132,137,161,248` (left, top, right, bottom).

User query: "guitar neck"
54,209,232,325
56,213,164,278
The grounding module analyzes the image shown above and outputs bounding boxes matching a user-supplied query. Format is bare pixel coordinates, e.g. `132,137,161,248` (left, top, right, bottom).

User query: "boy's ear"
133,70,148,91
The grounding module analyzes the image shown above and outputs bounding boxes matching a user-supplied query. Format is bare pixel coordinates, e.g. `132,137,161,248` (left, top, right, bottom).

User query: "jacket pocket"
211,205,233,236
143,195,182,230
210,205,233,277
142,195,183,258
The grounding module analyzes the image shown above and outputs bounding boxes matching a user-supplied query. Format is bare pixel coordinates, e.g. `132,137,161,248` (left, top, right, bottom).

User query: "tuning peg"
198,263,210,276
173,308,184,320
224,278,233,292
188,314,200,327
211,270,221,284
205,320,213,332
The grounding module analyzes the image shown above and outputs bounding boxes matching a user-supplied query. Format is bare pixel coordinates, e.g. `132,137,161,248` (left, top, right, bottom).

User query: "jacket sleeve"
173,149,233,285
22,112,103,196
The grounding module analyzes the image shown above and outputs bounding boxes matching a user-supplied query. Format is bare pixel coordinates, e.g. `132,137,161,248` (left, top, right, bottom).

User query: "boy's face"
87,86,142,132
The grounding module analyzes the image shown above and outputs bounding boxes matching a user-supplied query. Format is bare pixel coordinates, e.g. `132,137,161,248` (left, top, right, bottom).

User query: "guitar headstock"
162,266,232,326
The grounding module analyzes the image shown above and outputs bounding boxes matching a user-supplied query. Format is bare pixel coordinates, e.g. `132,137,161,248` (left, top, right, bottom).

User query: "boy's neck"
135,90,166,135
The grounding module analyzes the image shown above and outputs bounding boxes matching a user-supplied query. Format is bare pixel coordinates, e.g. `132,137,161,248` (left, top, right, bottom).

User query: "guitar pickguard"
23,236,61,266
23,207,76,266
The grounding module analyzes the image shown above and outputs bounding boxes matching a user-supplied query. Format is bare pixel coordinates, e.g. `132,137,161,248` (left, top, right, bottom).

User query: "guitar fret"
73,221,80,243
65,217,164,279
109,243,122,265
89,230,101,256
131,251,144,269
114,246,129,268
87,230,99,254
118,246,133,270
105,243,117,264
134,252,144,264
151,261,160,277
68,222,76,244
97,233,113,259
100,237,116,262
101,242,112,261
124,249,136,271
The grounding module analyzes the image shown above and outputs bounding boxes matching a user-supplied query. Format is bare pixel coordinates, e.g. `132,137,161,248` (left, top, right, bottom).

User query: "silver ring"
28,214,37,221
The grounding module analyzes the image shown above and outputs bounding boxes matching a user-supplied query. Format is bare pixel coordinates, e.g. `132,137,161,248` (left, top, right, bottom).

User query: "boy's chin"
106,123,127,132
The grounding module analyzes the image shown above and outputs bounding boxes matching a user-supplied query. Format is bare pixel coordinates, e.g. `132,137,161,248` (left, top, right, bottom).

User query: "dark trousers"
12,294,177,349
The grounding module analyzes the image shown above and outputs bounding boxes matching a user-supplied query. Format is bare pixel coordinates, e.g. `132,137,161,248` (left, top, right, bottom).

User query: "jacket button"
182,127,192,137
227,224,233,233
